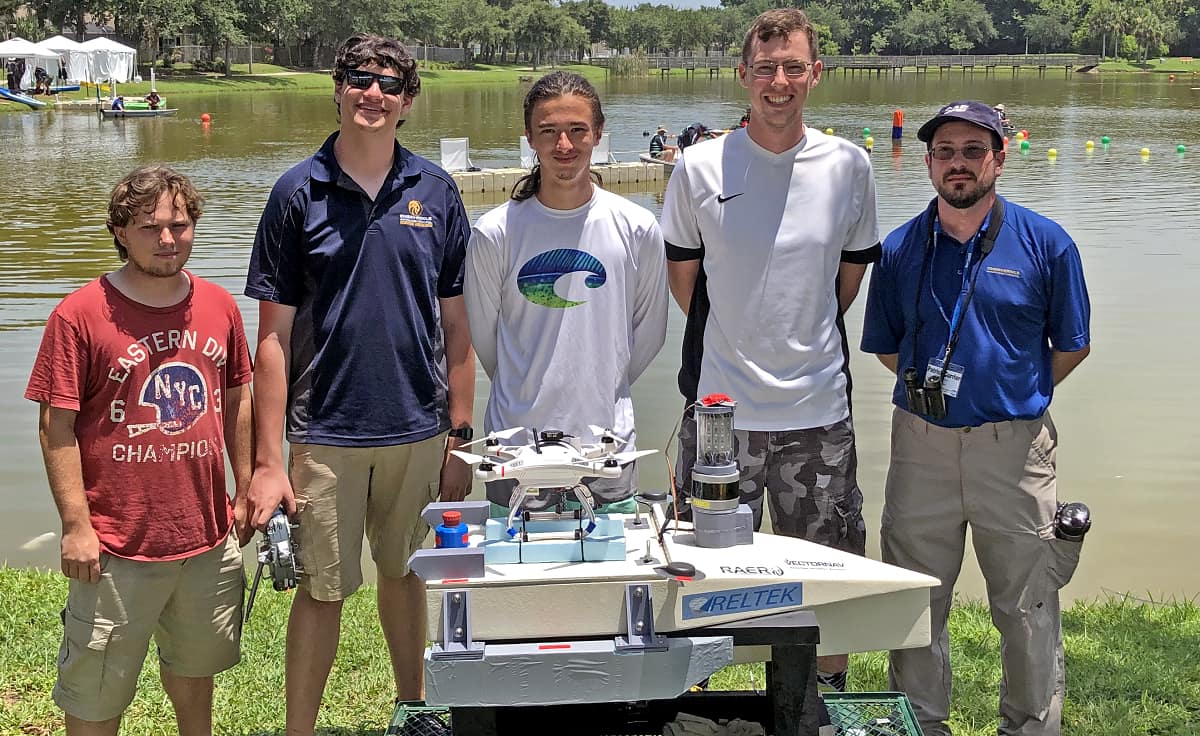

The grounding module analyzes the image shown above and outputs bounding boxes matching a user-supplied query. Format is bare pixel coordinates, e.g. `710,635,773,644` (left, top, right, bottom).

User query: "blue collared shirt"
861,196,1090,428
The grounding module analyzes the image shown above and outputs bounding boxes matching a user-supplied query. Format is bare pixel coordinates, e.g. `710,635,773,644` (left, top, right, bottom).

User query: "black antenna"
532,427,541,454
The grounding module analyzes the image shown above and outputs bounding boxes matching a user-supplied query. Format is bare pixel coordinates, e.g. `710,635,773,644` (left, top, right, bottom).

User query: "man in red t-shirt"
25,165,253,736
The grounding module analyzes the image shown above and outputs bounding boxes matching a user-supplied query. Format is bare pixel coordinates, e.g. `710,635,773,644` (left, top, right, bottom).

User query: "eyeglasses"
929,144,999,161
344,69,407,96
748,60,811,79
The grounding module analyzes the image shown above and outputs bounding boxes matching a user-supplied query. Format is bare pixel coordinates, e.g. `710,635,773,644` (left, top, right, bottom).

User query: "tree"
192,0,246,74
893,6,948,52
1023,12,1072,50
943,0,998,50
509,0,581,68
561,0,610,46
1077,0,1128,57
112,0,196,65
444,0,491,63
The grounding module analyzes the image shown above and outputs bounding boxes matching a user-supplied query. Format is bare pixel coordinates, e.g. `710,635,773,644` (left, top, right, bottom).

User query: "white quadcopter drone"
449,425,656,540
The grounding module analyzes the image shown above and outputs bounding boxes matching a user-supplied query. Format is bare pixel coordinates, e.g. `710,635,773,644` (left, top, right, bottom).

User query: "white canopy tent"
36,35,92,83
80,37,137,83
0,37,61,89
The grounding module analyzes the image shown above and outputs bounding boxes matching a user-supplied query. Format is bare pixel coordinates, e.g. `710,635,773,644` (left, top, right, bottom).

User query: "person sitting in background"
111,96,125,110
34,66,51,95
145,90,161,110
649,125,677,162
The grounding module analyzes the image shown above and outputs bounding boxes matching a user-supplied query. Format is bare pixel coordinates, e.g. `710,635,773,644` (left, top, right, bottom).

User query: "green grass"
2,566,1197,735
21,62,606,104
1095,56,1200,73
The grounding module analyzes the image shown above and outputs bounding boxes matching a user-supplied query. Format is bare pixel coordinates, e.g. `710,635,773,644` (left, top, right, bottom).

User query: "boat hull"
100,108,178,118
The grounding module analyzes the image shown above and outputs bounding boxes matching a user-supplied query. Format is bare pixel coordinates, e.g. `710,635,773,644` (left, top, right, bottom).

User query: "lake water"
2,71,1198,603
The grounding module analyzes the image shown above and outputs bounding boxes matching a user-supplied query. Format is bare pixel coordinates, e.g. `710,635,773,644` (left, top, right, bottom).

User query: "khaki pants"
881,408,1082,736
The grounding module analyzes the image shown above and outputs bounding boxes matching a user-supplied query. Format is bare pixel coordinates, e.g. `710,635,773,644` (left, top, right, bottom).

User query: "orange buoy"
200,112,211,123
892,109,904,139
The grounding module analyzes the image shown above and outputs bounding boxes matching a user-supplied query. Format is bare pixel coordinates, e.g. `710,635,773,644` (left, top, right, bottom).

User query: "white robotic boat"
408,399,938,735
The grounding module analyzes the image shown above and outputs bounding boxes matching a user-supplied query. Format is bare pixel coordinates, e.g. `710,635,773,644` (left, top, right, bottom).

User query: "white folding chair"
590,133,617,165
440,137,478,172
519,136,536,168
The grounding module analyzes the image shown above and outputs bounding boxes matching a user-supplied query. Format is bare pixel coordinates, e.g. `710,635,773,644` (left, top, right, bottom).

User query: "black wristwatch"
448,426,474,441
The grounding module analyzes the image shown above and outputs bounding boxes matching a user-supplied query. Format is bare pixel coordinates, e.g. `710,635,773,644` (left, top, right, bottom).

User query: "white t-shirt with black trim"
660,127,880,431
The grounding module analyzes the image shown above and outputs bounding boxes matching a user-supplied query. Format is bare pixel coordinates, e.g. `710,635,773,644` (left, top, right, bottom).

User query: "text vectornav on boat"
681,583,803,620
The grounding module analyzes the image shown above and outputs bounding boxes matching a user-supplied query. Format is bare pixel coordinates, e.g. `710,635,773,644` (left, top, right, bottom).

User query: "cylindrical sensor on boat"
691,395,740,513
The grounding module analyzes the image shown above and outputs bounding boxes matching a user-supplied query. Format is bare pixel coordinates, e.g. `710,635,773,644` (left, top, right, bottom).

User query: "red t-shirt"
25,273,253,561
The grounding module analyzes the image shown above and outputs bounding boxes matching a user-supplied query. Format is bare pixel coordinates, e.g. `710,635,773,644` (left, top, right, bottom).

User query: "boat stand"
446,609,822,736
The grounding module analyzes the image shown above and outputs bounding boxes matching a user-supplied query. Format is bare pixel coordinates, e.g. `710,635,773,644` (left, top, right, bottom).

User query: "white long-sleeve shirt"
465,187,668,454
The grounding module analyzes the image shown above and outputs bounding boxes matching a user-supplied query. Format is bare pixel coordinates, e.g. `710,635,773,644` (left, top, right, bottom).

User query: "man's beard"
128,253,184,278
937,171,995,209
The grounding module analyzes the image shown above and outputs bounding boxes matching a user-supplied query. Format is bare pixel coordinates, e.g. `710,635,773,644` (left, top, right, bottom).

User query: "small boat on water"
639,152,676,174
100,107,178,119
49,84,80,93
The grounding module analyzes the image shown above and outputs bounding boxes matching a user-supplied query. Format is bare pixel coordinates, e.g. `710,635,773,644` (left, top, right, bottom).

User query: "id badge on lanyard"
925,354,965,397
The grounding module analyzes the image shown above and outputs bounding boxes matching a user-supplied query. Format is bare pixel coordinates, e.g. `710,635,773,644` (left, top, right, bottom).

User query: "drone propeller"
449,449,488,465
610,449,657,464
461,426,526,449
588,424,633,445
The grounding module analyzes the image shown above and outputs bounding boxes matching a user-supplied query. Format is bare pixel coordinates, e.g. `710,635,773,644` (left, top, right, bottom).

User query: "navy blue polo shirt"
861,196,1090,428
246,132,469,446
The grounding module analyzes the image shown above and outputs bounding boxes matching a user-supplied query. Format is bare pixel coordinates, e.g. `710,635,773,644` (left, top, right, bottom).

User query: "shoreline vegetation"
1,566,1196,735
2,57,1198,110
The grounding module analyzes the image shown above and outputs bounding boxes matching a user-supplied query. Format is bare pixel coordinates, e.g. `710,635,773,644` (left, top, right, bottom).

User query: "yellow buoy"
825,128,834,135
1085,140,1094,150
1141,147,1151,157
1048,148,1058,159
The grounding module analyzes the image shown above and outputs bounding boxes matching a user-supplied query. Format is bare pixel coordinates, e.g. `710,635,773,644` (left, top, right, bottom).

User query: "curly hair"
741,8,819,63
106,165,203,261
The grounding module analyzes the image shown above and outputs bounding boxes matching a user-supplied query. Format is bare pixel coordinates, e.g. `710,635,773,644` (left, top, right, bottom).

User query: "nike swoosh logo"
717,193,744,203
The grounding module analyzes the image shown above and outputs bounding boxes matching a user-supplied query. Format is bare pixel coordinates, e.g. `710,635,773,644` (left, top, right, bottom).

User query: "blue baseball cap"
917,101,1005,147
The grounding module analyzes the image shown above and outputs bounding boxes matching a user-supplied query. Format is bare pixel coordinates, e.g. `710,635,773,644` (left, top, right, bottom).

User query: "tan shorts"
53,533,243,722
290,433,446,601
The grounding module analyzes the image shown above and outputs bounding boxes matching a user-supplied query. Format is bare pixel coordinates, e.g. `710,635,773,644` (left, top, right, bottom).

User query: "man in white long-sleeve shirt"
464,71,668,512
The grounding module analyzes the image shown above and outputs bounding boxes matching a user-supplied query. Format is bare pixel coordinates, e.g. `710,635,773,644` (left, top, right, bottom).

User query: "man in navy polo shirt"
244,33,474,733
861,101,1091,736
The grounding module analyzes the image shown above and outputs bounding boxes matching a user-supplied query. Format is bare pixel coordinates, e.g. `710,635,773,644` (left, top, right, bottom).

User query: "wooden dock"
450,161,667,198
592,54,1100,78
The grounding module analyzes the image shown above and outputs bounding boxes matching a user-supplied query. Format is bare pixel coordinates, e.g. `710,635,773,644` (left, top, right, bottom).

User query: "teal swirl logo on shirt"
517,249,606,308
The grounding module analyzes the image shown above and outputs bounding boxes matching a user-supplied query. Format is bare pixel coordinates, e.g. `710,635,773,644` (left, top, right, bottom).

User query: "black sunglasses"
344,69,407,95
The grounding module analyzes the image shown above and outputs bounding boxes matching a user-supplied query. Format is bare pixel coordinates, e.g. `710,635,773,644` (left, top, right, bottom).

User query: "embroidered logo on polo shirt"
517,248,607,308
398,199,434,228
986,266,1022,278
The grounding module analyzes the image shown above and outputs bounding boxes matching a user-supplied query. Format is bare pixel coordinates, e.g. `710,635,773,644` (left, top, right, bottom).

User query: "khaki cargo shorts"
53,533,243,722
290,433,447,601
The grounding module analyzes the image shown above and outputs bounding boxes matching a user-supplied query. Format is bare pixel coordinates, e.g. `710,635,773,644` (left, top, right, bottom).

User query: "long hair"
106,165,203,261
511,71,605,202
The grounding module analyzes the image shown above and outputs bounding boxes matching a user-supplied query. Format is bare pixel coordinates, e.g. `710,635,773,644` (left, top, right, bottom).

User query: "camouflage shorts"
675,412,866,556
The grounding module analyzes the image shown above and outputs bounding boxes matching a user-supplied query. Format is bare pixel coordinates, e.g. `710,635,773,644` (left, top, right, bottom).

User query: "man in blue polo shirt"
244,34,474,733
861,101,1091,736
